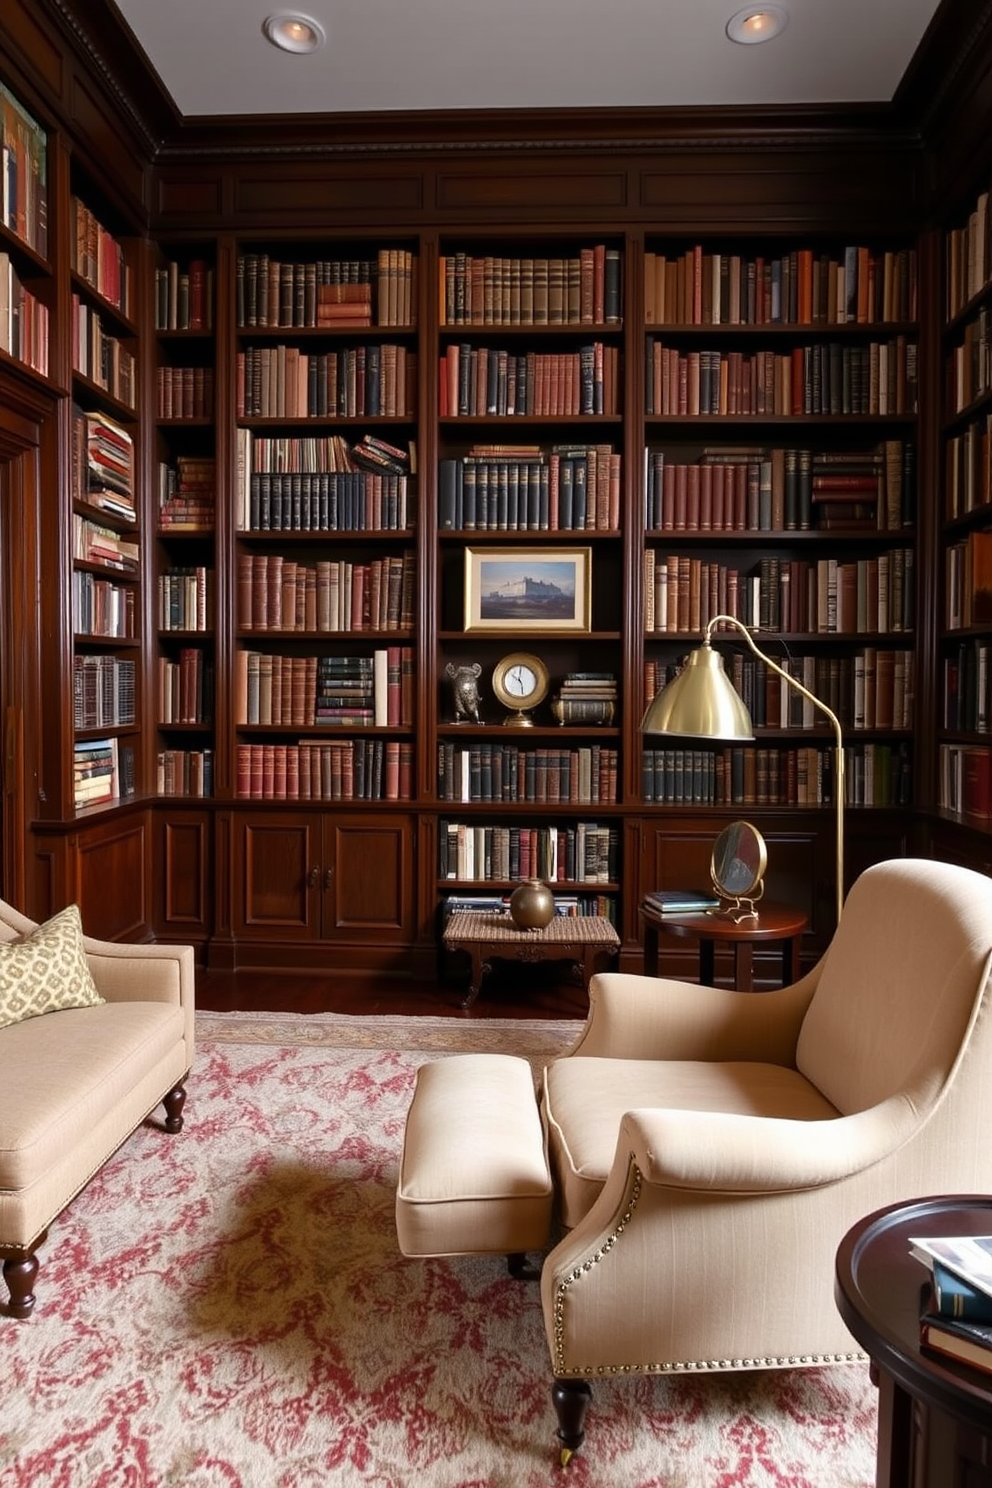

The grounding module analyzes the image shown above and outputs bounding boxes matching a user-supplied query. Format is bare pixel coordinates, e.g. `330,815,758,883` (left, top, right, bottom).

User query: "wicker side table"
443,911,620,1010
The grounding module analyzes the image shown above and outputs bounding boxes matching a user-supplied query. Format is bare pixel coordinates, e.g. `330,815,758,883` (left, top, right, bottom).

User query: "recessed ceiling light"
262,13,326,54
726,6,789,44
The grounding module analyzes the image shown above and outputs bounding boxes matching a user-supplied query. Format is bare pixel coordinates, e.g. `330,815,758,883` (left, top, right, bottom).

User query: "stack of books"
911,1233,992,1376
642,888,721,915
553,672,617,725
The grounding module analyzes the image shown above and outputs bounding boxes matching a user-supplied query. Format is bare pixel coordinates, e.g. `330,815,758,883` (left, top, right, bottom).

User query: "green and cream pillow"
0,904,104,1030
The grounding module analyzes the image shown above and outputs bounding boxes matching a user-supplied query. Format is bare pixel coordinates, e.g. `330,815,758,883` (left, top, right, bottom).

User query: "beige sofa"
0,898,195,1318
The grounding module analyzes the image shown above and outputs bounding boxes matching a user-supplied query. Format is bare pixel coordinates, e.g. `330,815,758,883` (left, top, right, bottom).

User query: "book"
642,889,720,914
910,1234,992,1301
919,1310,992,1377
930,1259,992,1323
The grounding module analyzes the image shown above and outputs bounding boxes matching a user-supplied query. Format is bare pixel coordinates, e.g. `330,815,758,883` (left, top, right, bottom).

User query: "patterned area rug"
0,1013,878,1487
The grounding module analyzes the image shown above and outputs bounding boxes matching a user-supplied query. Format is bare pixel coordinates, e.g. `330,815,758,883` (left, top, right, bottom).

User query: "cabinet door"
323,813,415,943
233,811,320,940
153,807,212,942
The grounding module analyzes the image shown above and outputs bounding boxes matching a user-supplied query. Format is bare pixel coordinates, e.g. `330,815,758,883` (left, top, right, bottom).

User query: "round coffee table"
835,1195,992,1488
639,899,808,992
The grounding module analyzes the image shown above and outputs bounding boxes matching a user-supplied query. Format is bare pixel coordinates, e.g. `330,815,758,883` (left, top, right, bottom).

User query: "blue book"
933,1259,992,1323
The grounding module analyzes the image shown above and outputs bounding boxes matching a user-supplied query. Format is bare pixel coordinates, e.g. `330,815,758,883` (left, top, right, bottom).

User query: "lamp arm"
704,615,845,922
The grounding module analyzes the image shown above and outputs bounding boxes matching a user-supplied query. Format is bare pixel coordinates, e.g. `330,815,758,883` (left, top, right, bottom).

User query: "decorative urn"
508,878,555,930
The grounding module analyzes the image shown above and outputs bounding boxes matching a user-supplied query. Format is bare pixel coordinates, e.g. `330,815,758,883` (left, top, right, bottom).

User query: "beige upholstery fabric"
396,1054,552,1257
0,897,195,1266
0,904,103,1029
539,858,992,1379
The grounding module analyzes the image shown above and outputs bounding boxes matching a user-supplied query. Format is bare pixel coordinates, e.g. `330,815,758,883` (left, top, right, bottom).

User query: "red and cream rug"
0,1013,878,1487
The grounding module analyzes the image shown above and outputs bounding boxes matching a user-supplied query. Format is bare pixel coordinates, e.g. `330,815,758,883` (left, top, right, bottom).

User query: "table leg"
733,941,755,993
643,922,660,977
698,938,715,985
784,934,801,986
460,948,489,1010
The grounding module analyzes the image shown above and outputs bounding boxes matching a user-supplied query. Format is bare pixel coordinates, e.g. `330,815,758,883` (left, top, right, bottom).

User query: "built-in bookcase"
641,236,919,827
152,245,217,798
938,187,992,826
0,83,50,379
68,177,140,809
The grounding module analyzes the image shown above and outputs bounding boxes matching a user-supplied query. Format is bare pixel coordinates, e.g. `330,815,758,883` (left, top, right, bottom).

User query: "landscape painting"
464,547,592,633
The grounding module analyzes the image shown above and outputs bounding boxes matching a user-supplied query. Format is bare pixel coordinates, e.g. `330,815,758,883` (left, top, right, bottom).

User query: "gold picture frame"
463,547,592,634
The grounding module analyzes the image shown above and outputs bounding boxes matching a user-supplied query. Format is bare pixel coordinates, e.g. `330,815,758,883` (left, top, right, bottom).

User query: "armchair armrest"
617,1095,919,1194
569,966,821,1065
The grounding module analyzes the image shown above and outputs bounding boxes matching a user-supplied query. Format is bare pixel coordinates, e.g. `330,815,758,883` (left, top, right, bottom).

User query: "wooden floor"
195,961,591,1019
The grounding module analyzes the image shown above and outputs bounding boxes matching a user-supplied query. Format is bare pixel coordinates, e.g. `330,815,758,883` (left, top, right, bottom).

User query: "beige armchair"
540,857,992,1460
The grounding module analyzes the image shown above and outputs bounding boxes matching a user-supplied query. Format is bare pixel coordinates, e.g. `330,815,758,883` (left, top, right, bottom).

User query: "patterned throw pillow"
0,904,105,1030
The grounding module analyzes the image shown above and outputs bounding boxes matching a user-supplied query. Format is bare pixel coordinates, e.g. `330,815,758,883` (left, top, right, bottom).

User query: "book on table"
909,1234,992,1302
643,888,721,914
919,1308,992,1378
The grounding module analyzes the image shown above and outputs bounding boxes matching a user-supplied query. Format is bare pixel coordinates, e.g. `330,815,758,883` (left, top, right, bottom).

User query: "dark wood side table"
835,1196,992,1488
443,911,620,1010
639,899,808,992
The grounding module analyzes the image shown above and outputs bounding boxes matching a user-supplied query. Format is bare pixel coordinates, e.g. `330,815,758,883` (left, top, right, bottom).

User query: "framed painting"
463,547,592,633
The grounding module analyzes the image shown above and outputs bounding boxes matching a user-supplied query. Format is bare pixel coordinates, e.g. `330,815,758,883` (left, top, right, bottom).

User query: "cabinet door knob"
324,867,334,890
307,866,320,888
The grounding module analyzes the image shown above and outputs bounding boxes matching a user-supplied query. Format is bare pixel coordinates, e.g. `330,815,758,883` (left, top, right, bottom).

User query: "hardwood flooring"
195,961,590,1020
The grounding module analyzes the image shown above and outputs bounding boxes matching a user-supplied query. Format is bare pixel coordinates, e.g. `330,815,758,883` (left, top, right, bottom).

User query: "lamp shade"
641,643,755,740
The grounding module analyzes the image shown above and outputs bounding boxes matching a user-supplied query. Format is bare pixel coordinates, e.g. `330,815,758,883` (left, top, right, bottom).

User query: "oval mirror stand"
709,820,768,922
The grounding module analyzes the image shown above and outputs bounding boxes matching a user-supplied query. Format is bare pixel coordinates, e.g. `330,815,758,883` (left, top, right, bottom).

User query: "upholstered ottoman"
395,1053,552,1273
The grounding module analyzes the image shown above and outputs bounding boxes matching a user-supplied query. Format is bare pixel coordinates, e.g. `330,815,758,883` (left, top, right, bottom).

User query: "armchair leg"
3,1250,40,1319
552,1376,592,1466
162,1083,187,1134
507,1252,541,1280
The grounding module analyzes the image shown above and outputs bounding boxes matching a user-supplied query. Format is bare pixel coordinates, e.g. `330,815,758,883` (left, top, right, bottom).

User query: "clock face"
492,652,549,712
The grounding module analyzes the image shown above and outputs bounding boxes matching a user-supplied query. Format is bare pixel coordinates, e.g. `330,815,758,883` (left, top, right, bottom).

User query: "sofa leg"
552,1376,592,1466
162,1083,187,1133
3,1252,39,1319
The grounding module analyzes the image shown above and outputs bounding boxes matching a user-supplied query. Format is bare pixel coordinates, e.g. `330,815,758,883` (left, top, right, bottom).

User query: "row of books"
644,441,915,534
71,295,136,408
235,739,413,802
0,84,47,258
441,892,617,923
156,366,214,420
646,647,914,733
235,430,415,532
71,408,135,514
73,655,136,730
0,252,49,375
236,343,416,419
439,820,619,884
158,649,212,725
437,743,619,804
73,736,122,808
438,444,621,532
641,742,912,807
159,566,211,632
236,250,416,328
944,638,992,734
237,552,415,633
946,305,991,415
157,748,213,798
644,244,917,328
947,181,992,319
71,196,131,318
939,744,992,824
912,1233,992,1377
157,456,215,530
236,646,413,728
239,428,414,476
72,514,139,574
946,529,992,629
72,572,136,639
644,337,919,418
643,549,915,636
945,414,992,522
154,258,213,332
440,245,622,327
438,343,621,417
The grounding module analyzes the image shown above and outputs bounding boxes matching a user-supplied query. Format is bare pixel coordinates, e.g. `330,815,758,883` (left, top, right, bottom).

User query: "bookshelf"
0,82,50,378
435,236,626,930
938,186,992,828
68,178,141,810
641,236,919,862
153,246,217,799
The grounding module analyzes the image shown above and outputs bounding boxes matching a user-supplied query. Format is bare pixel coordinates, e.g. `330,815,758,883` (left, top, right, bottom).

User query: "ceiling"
108,0,945,121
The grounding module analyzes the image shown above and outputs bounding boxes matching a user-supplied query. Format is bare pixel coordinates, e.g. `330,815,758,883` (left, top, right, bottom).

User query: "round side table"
835,1195,992,1488
639,899,808,992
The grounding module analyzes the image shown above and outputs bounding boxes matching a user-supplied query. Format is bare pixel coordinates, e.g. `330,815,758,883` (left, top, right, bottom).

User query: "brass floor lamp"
640,614,845,926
